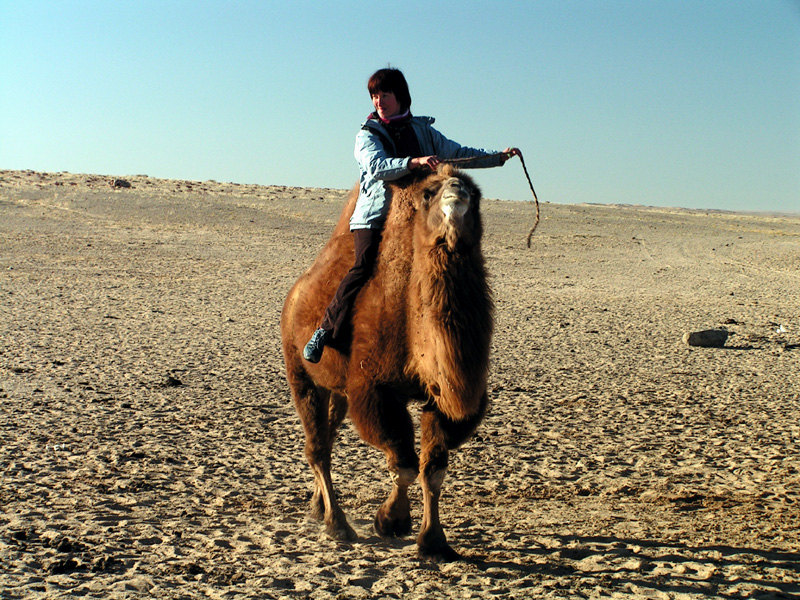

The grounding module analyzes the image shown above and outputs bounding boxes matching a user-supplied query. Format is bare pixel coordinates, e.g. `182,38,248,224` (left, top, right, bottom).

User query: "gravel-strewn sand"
1,169,798,599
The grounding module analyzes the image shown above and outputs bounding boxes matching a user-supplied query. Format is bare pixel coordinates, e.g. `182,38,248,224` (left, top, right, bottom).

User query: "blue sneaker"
303,328,331,363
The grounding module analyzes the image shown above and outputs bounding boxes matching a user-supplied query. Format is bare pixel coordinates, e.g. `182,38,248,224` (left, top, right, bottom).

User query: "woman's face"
372,90,402,120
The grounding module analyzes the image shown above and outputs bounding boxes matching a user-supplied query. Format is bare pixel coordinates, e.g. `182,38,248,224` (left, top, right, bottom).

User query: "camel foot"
418,541,461,563
374,508,412,538
325,517,357,542
417,529,461,562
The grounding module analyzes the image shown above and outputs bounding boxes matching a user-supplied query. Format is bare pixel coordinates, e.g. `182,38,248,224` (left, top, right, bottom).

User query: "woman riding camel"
304,67,521,363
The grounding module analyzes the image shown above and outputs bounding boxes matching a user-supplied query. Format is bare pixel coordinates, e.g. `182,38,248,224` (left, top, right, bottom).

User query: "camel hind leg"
417,393,489,561
309,391,348,520
288,373,356,541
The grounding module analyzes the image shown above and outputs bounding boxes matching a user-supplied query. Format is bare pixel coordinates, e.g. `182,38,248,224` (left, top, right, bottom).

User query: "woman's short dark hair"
368,68,412,111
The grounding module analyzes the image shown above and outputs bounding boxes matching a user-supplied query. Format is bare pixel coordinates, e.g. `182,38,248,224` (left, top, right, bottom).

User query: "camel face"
440,177,471,220
422,172,480,249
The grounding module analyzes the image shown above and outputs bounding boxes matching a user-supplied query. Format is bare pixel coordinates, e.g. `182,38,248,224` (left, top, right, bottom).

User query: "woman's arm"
354,128,412,181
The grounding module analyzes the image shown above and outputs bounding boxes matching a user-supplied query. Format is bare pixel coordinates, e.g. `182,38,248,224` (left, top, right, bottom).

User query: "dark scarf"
370,111,422,158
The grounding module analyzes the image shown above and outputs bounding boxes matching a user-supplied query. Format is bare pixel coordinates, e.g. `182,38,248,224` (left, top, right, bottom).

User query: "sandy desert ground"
1,169,798,599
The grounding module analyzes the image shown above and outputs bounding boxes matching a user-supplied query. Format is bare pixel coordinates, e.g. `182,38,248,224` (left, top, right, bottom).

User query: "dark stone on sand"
164,375,183,387
112,178,132,188
683,329,728,348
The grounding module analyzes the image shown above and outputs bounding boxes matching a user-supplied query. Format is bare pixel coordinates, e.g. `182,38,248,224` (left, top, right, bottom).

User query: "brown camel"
280,165,493,561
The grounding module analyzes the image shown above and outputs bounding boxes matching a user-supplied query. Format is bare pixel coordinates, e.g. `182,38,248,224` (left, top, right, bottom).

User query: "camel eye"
423,189,434,204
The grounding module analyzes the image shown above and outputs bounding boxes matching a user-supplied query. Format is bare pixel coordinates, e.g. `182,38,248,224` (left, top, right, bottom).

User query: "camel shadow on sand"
463,533,800,598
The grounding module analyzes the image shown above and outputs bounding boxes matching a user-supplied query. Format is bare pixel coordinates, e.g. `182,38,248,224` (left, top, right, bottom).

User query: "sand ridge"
1,170,798,598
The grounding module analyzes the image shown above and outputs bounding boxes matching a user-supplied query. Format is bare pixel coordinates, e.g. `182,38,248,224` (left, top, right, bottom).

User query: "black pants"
320,228,382,339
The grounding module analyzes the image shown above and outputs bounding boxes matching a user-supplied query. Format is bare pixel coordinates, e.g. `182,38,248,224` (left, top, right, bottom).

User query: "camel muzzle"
440,178,470,221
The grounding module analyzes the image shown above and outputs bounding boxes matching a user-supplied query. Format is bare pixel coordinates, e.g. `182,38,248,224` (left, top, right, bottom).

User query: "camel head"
413,164,482,251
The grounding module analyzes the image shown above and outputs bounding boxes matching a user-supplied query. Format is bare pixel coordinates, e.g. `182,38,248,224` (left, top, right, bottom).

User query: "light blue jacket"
350,115,504,230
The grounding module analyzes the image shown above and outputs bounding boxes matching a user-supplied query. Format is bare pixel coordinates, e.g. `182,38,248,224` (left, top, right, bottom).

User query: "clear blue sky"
2,1,798,213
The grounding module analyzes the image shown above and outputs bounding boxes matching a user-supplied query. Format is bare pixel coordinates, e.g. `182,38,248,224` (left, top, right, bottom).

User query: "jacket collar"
361,114,434,131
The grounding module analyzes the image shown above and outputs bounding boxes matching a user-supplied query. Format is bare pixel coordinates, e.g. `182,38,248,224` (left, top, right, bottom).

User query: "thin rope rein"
440,152,540,248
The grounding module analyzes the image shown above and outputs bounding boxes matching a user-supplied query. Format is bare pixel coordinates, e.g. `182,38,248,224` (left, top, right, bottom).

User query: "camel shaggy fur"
280,165,493,560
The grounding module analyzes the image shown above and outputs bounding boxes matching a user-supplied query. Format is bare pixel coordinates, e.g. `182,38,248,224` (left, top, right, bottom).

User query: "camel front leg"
417,394,488,561
292,381,356,542
375,466,417,537
418,458,460,561
418,408,459,561
348,384,419,538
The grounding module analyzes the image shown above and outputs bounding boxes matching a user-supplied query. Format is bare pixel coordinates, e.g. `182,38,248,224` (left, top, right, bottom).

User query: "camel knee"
421,444,448,476
390,466,419,487
421,466,446,494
